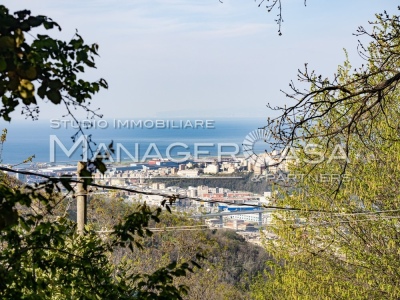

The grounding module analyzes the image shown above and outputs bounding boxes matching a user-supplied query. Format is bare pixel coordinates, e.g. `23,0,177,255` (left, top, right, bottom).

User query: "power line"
0,165,322,212
95,225,211,234
94,215,400,235
264,215,400,229
1,165,400,217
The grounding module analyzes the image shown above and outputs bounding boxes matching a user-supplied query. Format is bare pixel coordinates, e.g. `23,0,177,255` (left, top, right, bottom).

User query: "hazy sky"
1,0,396,121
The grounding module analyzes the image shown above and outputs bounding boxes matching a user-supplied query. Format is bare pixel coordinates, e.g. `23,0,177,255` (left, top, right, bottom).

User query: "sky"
0,0,396,121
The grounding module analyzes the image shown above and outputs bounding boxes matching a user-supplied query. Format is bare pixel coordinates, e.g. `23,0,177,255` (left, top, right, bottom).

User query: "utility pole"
76,161,87,234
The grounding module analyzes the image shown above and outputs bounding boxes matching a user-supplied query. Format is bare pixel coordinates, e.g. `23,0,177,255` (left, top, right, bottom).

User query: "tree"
252,9,400,299
0,5,108,121
88,195,270,300
268,11,400,156
0,6,201,299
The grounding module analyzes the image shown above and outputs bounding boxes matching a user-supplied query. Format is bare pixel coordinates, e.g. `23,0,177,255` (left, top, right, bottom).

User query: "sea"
0,118,272,165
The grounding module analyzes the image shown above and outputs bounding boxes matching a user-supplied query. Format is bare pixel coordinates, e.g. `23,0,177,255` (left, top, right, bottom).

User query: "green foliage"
0,173,207,299
0,128,6,163
0,5,205,299
1,219,123,299
0,5,107,121
252,11,400,299
0,178,122,299
88,196,270,299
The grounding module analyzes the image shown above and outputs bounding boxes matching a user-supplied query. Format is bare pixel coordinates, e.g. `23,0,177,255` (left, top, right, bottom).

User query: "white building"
204,164,219,174
177,169,199,177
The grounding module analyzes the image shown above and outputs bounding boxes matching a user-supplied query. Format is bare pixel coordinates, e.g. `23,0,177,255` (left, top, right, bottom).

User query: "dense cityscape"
5,155,287,246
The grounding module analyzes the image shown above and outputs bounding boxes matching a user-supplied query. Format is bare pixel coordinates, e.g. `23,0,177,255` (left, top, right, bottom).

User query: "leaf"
43,21,54,30
80,168,93,187
15,9,31,19
191,260,201,269
27,16,44,27
37,84,47,99
0,206,18,230
46,89,61,104
0,36,14,49
15,28,24,48
19,79,35,99
48,79,63,89
24,66,37,80
99,78,108,89
60,177,74,192
0,58,6,72
7,72,19,90
94,160,107,174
